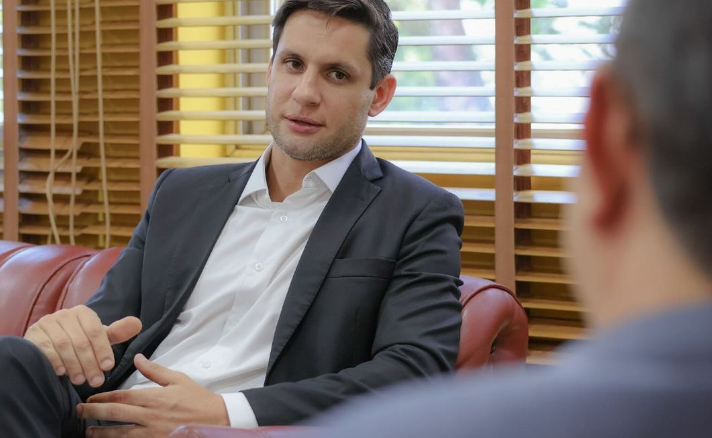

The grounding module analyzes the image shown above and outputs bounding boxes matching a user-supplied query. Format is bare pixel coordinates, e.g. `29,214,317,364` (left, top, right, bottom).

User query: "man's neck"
587,209,712,331
265,146,332,202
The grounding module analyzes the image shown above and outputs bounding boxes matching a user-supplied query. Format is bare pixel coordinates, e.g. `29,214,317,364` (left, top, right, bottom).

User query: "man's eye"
330,71,347,81
286,60,302,70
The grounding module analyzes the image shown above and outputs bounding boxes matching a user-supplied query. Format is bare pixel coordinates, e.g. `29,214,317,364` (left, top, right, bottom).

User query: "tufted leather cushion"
456,276,529,369
0,244,96,335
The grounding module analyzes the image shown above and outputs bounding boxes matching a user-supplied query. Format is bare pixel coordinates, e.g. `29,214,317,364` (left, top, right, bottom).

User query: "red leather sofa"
0,241,528,437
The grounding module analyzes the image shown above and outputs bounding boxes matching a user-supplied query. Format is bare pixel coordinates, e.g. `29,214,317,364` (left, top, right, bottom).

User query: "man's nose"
292,70,321,106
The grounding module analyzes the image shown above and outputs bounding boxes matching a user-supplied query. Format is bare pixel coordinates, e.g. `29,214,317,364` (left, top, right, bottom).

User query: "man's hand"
24,305,141,387
79,354,230,437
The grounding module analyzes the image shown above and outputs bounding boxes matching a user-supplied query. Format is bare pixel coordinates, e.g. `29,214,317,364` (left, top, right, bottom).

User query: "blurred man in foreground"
313,0,712,436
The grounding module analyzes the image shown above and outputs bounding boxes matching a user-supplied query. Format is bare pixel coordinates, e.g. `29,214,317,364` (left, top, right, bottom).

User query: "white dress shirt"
119,143,362,427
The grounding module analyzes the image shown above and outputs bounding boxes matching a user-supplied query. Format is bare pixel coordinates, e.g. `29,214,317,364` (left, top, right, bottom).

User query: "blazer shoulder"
375,158,461,207
156,162,252,191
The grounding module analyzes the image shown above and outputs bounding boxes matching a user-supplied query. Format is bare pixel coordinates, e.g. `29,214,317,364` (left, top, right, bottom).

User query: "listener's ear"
583,66,637,231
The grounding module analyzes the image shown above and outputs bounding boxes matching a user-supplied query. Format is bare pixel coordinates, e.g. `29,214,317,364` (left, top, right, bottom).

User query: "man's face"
265,10,379,161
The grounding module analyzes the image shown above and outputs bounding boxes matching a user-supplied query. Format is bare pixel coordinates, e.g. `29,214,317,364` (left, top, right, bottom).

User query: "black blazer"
84,144,464,425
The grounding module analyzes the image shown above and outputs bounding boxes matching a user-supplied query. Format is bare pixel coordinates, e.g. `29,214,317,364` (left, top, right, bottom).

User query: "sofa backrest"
0,241,528,368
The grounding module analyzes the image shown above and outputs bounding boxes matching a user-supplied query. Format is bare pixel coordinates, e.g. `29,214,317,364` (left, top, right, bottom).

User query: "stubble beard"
266,101,368,162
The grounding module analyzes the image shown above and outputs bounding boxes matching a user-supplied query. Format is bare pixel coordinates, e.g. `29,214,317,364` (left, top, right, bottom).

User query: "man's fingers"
57,315,106,387
106,317,142,345
24,328,66,376
76,308,115,372
134,354,185,387
38,317,87,385
78,401,146,425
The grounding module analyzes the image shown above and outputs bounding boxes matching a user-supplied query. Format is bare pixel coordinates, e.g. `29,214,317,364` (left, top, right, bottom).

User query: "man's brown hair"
272,0,399,89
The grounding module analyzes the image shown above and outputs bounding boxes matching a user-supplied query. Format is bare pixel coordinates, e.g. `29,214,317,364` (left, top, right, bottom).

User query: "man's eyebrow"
324,61,359,74
277,50,303,60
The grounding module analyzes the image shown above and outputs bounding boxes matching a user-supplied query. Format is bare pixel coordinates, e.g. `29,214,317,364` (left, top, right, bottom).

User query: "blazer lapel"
162,162,257,315
266,145,384,376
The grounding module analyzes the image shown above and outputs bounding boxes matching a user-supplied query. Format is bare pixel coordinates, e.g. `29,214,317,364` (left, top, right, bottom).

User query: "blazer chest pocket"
326,258,396,279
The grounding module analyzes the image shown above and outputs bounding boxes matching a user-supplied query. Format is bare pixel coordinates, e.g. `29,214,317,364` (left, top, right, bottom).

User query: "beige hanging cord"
94,0,112,247
45,0,61,244
68,0,80,245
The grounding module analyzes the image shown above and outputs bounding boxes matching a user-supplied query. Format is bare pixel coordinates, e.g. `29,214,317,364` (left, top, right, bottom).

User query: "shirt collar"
310,140,362,193
239,141,362,204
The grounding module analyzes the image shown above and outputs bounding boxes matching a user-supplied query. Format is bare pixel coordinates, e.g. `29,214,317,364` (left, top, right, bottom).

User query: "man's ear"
583,66,635,230
368,74,397,117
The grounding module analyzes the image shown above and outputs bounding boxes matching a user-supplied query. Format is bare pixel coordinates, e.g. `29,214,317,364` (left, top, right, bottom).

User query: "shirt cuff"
221,392,259,429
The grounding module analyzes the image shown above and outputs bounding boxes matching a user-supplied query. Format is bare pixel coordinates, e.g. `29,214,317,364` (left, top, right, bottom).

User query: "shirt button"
254,262,264,272
202,361,211,369
280,215,289,223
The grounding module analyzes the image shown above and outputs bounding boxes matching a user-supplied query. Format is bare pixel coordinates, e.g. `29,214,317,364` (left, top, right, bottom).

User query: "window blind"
511,0,623,364
2,0,143,247
153,0,500,286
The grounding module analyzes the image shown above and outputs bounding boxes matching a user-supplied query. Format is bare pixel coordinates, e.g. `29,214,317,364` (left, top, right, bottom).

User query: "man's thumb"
106,316,142,345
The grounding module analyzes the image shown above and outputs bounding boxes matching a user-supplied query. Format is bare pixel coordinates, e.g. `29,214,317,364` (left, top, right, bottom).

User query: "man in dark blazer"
312,1,712,437
0,0,463,436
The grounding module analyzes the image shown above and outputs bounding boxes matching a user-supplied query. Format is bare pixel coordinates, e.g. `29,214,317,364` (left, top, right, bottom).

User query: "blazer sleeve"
84,168,175,364
242,190,465,425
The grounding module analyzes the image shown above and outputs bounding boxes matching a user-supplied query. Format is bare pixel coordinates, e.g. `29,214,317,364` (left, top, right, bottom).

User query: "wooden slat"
20,134,138,150
515,244,565,258
515,34,615,45
17,175,88,195
461,242,496,254
156,15,272,28
515,60,601,71
18,67,141,78
529,320,585,341
515,138,586,151
18,114,141,124
526,346,559,366
17,44,138,56
460,267,496,280
446,188,496,202
18,199,88,216
19,224,83,237
17,0,139,11
156,87,268,98
84,181,141,191
515,112,585,125
17,22,140,35
82,224,136,237
18,90,140,101
515,190,576,205
516,7,624,18
520,297,583,313
516,270,573,284
156,63,268,75
514,217,565,231
464,215,496,228
514,164,579,178
516,86,590,97
156,39,271,51
17,156,139,172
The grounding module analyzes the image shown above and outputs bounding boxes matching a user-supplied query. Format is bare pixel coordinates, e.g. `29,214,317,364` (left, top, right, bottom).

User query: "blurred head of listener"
311,0,712,436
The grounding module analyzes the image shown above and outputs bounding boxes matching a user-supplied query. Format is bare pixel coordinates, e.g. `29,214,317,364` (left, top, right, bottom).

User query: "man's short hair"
612,0,712,277
272,0,399,89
